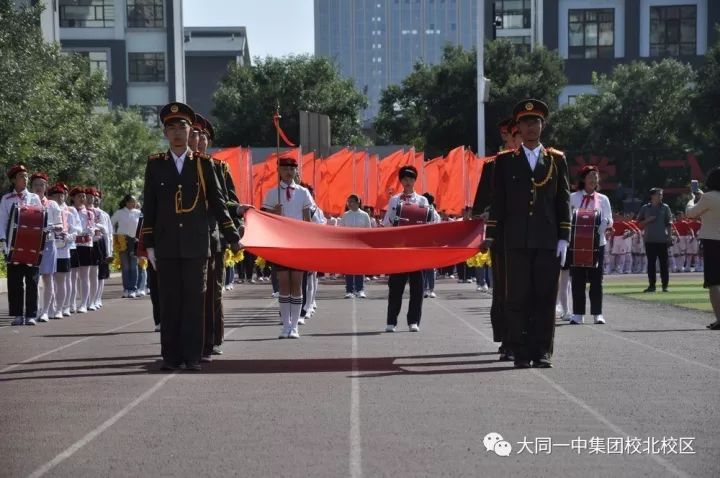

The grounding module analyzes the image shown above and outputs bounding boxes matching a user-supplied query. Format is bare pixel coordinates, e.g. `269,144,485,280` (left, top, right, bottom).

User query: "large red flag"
437,146,466,215
423,155,444,200
375,149,411,211
315,149,354,216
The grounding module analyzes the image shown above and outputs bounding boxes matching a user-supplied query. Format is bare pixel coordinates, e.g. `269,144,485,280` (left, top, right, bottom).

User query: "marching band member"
47,183,74,319
66,188,83,314
0,165,43,325
88,188,113,309
568,166,613,325
687,216,702,272
483,99,571,369
30,172,62,323
630,219,646,273
262,153,314,339
69,187,96,313
609,216,633,274
673,212,694,272
382,165,429,333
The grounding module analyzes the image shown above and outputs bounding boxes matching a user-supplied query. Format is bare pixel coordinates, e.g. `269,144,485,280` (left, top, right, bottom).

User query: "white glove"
147,247,157,270
556,239,569,267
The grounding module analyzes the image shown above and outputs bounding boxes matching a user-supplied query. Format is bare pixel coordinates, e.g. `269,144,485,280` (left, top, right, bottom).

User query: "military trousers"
504,248,560,360
157,257,208,366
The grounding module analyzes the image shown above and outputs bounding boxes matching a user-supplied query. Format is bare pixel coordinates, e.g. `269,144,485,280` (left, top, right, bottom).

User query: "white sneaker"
70,307,77,314
122,290,129,298
344,293,354,299
555,304,564,319
154,324,161,332
297,317,306,325
278,327,291,339
593,315,606,324
289,328,300,339
11,316,24,326
137,290,146,297
88,305,97,311
77,307,88,314
129,291,137,299
63,308,71,317
271,292,280,299
52,313,63,320
385,325,396,333
409,323,420,332
481,284,489,292
357,291,367,298
96,300,103,307
429,291,437,298
561,313,572,321
569,314,583,324
26,317,37,326
423,292,429,298
38,314,49,323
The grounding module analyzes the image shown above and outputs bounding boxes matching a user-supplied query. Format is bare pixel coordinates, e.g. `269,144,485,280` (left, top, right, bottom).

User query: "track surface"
1,277,718,478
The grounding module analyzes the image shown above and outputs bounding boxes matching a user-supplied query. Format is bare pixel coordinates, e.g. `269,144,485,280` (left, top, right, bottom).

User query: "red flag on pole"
273,113,296,147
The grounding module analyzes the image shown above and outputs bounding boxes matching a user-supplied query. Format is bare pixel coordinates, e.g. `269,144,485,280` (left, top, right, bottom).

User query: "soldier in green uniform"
142,102,240,371
472,117,518,361
483,99,571,369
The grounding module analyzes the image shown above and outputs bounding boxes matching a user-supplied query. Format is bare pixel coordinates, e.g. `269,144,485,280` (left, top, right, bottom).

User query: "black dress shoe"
514,359,531,369
533,358,553,368
160,362,180,371
184,362,202,371
662,286,669,292
643,286,656,293
710,322,720,330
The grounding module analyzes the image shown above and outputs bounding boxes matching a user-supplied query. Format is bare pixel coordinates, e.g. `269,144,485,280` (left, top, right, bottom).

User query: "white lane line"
584,325,719,373
431,299,690,478
0,315,152,374
349,299,363,478
26,372,176,478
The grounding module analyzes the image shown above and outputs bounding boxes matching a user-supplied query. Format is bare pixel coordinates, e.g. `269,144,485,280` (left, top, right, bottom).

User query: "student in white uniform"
339,194,372,299
262,155,314,339
88,188,113,309
47,183,74,319
568,166,613,325
300,185,326,322
65,188,83,315
69,187,96,313
382,165,429,332
30,172,63,323
0,165,43,325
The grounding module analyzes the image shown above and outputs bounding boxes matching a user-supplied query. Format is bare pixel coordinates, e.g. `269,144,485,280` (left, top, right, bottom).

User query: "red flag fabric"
273,113,296,147
437,146,465,215
375,149,411,211
423,155,444,200
315,149,354,216
242,208,484,274
364,154,379,208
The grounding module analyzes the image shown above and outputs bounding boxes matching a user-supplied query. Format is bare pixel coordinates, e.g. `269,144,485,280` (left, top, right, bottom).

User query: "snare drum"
5,204,47,266
393,202,432,227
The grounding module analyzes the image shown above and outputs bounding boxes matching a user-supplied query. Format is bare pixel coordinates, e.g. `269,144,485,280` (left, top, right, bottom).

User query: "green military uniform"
485,100,571,367
142,103,239,370
472,155,507,350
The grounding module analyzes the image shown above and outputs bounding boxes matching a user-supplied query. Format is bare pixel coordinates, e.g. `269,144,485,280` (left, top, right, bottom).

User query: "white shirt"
94,207,114,256
111,207,142,237
569,190,613,246
262,181,314,221
0,189,42,242
382,191,430,226
522,143,543,172
66,206,82,250
340,209,372,228
170,148,189,174
75,206,96,247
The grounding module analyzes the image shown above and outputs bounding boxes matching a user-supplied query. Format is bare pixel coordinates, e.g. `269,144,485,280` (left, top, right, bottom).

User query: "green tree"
374,41,566,156
212,55,368,147
0,0,161,211
692,26,720,148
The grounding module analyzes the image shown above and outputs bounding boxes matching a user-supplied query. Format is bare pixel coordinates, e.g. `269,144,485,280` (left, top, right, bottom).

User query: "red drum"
135,214,147,258
394,202,432,227
568,208,601,268
5,204,47,266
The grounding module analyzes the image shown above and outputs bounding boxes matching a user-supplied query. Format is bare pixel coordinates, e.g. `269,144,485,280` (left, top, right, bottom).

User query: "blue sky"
183,0,315,63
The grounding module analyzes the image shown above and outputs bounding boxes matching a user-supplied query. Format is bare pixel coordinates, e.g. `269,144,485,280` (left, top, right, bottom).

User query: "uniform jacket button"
179,223,183,228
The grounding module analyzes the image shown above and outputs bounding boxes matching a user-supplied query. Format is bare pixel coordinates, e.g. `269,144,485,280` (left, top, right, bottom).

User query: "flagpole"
275,101,281,210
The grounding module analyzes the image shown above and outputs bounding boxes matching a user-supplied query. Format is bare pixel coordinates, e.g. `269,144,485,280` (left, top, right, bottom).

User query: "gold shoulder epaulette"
546,147,565,156
484,155,497,164
497,149,513,156
195,152,212,161
148,152,166,161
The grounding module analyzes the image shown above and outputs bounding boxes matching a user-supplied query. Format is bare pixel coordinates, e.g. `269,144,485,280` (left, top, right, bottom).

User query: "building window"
568,9,614,59
127,0,164,28
75,50,109,80
495,0,531,30
59,0,114,28
128,52,165,82
650,5,697,57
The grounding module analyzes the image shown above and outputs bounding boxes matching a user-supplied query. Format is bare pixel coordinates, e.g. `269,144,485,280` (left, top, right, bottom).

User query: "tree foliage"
0,0,161,212
692,26,720,148
213,55,369,148
374,41,566,156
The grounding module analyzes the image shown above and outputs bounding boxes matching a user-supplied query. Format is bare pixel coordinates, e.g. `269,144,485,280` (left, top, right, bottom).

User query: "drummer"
382,165,429,332
568,166,613,325
0,164,43,325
